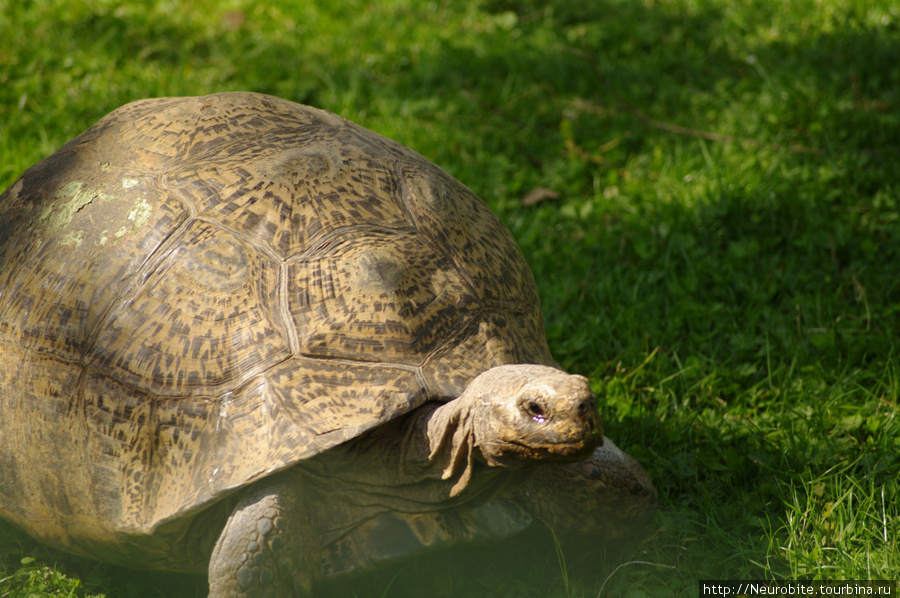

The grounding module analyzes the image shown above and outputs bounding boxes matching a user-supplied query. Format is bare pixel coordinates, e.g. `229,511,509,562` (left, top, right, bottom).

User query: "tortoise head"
471,364,603,467
428,364,603,496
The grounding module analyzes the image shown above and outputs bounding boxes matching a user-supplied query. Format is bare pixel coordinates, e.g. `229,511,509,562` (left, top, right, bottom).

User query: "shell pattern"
0,93,552,552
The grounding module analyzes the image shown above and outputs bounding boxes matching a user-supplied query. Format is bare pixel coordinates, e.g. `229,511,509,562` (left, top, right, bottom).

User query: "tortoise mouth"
490,435,600,464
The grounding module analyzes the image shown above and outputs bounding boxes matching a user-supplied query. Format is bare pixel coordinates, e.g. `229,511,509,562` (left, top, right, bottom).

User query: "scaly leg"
209,475,318,598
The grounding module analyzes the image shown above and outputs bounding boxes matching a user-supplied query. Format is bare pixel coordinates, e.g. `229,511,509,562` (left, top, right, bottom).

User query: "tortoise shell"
0,92,552,551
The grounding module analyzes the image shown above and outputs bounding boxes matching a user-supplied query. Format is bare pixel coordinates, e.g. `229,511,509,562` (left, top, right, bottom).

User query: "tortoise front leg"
516,437,656,542
209,475,318,598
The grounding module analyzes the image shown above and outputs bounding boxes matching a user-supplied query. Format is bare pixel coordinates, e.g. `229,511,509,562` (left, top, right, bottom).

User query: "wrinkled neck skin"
282,398,515,557
304,396,507,508
335,393,501,501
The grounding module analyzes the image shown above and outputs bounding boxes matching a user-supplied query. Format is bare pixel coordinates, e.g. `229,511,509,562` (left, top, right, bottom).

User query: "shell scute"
288,232,476,364
88,220,290,397
0,169,190,362
169,139,414,259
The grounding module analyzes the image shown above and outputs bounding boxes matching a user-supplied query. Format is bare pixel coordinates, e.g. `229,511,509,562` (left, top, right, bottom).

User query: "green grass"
1,0,898,596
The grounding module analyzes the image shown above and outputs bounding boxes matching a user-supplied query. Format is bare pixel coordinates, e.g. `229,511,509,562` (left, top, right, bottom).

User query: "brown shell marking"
0,93,552,556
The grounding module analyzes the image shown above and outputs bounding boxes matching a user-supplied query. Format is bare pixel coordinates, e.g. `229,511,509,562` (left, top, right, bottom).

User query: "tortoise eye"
525,400,545,421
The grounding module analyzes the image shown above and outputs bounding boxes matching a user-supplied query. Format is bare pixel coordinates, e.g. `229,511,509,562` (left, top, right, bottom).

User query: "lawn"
1,0,898,596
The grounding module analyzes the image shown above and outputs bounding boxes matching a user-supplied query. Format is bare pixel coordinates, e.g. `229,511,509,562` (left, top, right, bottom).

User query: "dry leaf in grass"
522,186,560,206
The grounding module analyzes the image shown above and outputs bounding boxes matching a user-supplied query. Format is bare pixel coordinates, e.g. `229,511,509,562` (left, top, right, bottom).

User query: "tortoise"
0,92,654,597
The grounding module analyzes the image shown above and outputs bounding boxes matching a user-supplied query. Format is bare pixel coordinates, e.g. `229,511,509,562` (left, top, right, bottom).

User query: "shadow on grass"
1,515,655,598
0,519,206,598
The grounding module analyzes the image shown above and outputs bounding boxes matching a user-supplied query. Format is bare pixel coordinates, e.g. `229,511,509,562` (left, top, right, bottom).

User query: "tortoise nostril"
577,400,592,418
